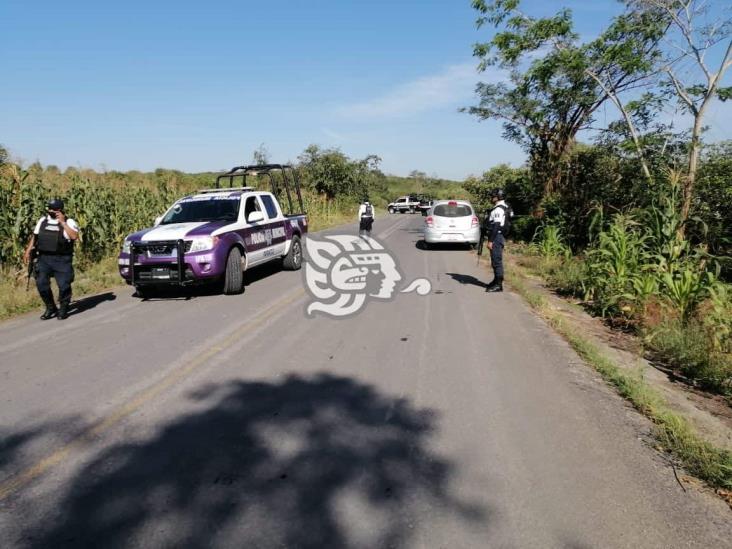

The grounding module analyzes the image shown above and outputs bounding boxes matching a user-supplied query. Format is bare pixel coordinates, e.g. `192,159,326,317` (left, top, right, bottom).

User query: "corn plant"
584,214,649,316
530,224,572,258
660,267,715,323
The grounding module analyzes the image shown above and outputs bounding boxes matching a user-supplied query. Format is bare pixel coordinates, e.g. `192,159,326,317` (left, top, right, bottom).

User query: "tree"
408,170,427,180
628,0,732,226
297,145,384,200
252,143,270,166
466,1,669,205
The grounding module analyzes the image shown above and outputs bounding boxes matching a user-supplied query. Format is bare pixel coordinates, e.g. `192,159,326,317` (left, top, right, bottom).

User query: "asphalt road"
1,214,730,548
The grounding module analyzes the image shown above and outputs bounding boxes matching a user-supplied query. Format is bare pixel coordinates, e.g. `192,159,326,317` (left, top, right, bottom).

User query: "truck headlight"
122,239,131,254
188,236,219,252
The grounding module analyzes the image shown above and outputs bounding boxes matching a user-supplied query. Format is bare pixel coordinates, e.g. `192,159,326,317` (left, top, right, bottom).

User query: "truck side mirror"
154,216,163,226
247,211,265,223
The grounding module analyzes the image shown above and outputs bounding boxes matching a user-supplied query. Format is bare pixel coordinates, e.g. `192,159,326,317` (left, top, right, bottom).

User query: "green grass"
644,319,732,394
0,257,121,321
507,268,732,490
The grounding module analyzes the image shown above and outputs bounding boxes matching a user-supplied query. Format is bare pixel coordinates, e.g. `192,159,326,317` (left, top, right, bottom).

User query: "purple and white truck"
118,164,307,297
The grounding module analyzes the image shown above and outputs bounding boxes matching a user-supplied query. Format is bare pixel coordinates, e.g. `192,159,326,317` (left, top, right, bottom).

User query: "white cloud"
335,62,488,120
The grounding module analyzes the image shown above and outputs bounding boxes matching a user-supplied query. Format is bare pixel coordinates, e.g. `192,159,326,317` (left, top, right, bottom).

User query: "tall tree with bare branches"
629,0,732,226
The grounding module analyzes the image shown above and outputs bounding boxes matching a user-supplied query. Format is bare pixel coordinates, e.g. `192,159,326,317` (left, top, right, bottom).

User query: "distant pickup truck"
387,195,421,214
118,164,307,297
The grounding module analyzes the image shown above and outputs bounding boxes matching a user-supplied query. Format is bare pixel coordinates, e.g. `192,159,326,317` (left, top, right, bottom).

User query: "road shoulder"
494,250,732,508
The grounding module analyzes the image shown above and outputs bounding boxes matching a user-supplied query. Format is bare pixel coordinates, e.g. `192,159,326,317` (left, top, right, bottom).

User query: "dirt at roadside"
505,253,732,455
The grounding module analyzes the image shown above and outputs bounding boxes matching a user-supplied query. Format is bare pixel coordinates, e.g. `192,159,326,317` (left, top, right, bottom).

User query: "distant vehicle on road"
387,195,421,214
118,164,307,297
423,200,480,248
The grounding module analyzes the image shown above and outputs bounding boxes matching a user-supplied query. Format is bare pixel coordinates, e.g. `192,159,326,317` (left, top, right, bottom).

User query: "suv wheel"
223,247,244,294
283,235,302,270
388,207,395,214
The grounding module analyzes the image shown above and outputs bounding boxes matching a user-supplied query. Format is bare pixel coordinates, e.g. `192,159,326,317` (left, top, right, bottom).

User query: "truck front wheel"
223,248,244,294
283,235,302,270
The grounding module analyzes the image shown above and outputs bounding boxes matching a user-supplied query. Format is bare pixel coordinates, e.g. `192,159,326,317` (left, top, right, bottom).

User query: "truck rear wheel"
223,248,244,294
283,235,302,270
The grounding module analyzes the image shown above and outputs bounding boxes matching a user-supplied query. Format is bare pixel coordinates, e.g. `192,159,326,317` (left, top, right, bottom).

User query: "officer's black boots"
40,305,58,320
57,303,69,320
486,277,503,293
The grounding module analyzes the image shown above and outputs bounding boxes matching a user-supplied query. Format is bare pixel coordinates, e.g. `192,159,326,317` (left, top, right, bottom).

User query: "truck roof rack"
213,164,305,217
197,186,256,194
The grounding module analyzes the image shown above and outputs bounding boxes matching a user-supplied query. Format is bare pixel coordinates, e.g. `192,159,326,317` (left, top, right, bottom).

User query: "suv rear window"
433,204,472,217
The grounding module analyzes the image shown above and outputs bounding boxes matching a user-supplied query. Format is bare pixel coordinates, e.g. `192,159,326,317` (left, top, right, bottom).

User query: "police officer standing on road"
358,198,375,236
23,198,79,320
485,189,509,293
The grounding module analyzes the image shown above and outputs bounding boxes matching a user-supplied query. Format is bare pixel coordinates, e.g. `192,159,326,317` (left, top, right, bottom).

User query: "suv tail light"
471,216,479,227
448,201,458,206
425,216,434,227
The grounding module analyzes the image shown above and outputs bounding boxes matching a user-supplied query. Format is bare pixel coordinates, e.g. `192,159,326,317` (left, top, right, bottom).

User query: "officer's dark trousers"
359,217,373,234
36,254,74,307
490,233,505,279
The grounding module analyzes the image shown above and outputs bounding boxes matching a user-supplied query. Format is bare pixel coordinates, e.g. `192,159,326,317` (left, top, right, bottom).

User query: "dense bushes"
525,177,732,393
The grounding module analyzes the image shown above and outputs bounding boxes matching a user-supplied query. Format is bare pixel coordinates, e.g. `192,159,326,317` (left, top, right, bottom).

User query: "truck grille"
145,241,193,255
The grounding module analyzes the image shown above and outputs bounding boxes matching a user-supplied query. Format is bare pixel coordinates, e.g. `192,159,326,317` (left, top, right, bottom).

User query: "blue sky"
1,1,730,180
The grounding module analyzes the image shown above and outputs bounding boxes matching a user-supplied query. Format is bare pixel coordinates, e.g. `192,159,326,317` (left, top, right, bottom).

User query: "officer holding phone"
23,198,80,320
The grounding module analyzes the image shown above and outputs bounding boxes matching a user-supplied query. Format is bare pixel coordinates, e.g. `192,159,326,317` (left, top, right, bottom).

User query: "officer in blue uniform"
485,189,509,292
23,198,80,320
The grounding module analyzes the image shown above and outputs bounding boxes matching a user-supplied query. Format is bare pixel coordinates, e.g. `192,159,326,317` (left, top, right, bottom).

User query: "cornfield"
0,165,204,271
0,164,359,273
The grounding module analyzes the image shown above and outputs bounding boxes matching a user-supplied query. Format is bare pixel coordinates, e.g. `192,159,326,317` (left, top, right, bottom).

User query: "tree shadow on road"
1,417,85,477
24,374,487,548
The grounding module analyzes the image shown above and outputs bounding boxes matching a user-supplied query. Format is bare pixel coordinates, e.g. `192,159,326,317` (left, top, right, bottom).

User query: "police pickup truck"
118,164,307,297
387,195,421,214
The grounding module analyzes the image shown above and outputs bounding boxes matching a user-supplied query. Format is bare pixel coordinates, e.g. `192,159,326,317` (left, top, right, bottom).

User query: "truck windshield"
161,197,240,224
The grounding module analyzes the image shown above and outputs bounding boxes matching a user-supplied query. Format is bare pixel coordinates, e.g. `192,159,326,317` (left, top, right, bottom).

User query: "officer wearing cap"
485,188,509,292
22,198,80,320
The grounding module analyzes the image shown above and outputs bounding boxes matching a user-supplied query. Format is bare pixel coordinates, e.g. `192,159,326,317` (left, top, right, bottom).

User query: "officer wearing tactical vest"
485,188,511,293
358,199,375,236
22,198,79,320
